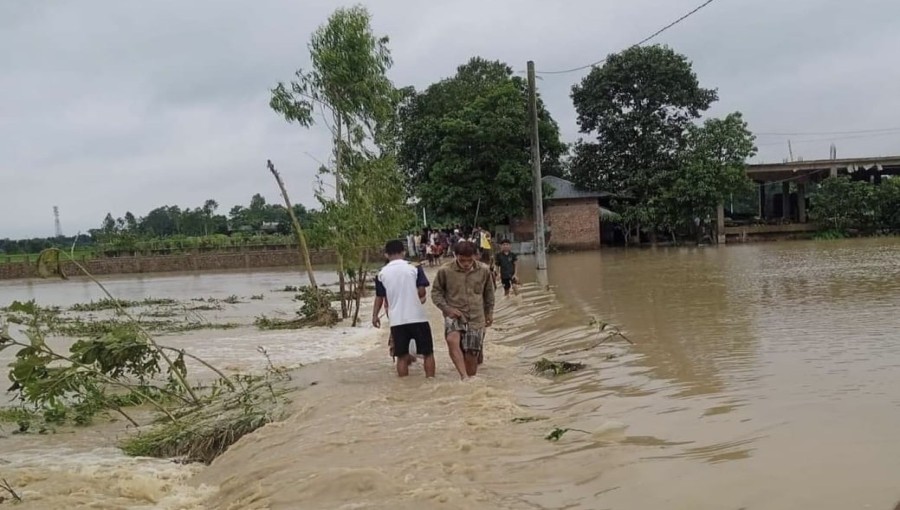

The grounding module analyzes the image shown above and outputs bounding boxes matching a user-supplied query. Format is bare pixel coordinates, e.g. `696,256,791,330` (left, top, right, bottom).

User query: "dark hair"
384,239,405,256
500,239,511,244
455,240,476,257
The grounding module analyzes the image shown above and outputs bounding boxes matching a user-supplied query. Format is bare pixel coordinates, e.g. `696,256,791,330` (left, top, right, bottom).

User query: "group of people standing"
406,226,497,267
373,235,519,381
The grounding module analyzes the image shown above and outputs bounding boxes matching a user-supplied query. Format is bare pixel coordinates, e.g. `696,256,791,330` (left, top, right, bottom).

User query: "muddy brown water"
3,239,900,509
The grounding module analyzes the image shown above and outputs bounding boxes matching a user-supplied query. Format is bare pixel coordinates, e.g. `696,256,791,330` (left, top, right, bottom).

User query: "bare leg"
423,354,435,378
464,352,479,377
445,331,468,380
396,356,410,377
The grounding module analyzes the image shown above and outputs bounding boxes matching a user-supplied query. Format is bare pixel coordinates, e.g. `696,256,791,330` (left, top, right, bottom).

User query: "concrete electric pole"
527,61,548,270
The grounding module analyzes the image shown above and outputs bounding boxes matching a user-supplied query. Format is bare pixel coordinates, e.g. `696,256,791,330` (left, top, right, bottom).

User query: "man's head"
384,239,406,260
454,240,477,270
500,239,511,253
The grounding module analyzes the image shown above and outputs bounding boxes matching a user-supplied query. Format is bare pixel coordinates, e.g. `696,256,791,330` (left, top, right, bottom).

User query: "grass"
188,303,223,311
0,407,38,423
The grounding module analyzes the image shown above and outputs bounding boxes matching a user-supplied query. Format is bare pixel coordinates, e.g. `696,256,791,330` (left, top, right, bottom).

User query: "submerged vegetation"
69,297,177,312
0,248,293,467
532,358,585,377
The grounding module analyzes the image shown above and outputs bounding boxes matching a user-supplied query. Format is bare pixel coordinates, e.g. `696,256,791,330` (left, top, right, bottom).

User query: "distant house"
510,176,618,250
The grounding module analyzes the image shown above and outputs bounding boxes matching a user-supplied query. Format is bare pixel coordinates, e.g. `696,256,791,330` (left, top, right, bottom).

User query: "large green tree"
397,57,566,227
570,45,718,240
660,112,757,241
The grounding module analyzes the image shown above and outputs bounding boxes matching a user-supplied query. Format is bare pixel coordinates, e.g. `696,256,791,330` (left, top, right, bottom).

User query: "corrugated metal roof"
542,175,611,200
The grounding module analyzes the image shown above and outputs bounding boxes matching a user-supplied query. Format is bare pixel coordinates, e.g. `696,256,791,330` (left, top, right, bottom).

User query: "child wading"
494,239,519,297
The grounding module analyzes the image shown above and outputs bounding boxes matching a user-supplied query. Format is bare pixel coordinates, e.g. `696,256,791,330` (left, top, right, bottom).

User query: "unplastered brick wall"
545,198,600,249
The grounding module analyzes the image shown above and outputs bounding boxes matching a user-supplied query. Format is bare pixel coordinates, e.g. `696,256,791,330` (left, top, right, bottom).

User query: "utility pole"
53,206,63,238
527,61,547,270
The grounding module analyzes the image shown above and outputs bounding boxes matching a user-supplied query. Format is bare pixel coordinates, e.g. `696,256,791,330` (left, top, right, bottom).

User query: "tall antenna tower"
53,206,63,238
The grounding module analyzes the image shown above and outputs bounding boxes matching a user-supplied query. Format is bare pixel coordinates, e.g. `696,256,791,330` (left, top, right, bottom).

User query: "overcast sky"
2,0,899,239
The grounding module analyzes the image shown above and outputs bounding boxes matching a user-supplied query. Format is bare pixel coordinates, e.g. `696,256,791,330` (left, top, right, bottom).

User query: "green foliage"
570,45,718,236
876,178,900,230
809,176,879,234
545,427,570,441
813,230,847,240
69,297,177,312
659,112,757,237
397,57,566,226
270,5,394,142
119,373,287,464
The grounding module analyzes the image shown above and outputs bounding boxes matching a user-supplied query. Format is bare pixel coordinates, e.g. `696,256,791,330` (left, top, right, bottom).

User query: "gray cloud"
2,0,899,238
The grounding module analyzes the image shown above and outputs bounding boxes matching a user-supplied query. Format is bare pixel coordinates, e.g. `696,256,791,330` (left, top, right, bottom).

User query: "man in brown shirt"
431,240,495,380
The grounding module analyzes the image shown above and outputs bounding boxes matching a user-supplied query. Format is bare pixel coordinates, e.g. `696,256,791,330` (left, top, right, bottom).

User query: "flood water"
3,238,900,509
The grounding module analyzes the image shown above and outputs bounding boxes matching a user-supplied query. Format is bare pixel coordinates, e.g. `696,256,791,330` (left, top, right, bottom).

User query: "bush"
809,176,878,234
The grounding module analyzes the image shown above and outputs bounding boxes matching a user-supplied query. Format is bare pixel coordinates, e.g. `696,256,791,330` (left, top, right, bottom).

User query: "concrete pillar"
716,202,726,244
758,183,766,219
797,183,807,223
782,182,791,221
830,166,838,178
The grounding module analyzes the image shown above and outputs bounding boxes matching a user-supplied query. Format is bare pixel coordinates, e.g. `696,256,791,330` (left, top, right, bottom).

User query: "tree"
270,5,399,319
570,45,717,241
876,178,900,231
809,176,878,234
202,199,219,236
101,213,117,235
123,212,138,232
270,5,394,194
661,112,757,242
397,57,565,226
317,153,411,325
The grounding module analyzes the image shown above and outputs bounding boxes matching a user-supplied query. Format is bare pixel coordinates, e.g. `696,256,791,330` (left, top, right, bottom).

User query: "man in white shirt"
372,239,435,377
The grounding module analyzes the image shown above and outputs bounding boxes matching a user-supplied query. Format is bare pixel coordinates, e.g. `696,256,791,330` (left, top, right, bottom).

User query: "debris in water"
545,427,592,442
0,478,22,503
531,358,585,376
511,416,547,424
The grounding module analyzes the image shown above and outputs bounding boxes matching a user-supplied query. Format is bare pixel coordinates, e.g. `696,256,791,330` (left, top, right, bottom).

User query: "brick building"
510,176,615,250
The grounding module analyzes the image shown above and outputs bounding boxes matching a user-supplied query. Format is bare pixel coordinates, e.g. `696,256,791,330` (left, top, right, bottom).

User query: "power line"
755,127,900,137
536,0,718,75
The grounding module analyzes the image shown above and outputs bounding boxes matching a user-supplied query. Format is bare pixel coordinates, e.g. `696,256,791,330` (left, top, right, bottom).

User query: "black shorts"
390,322,434,357
501,275,516,290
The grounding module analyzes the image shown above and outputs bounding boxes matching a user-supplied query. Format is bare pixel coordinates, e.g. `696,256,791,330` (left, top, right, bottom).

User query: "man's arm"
430,268,448,312
416,265,429,303
372,276,387,327
512,253,518,279
483,269,496,326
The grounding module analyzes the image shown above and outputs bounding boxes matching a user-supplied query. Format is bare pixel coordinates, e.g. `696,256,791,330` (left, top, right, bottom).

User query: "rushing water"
3,239,900,509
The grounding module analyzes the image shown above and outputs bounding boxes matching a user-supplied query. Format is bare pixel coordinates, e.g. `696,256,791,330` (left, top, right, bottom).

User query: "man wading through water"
494,239,519,297
432,240,495,380
373,240,435,377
